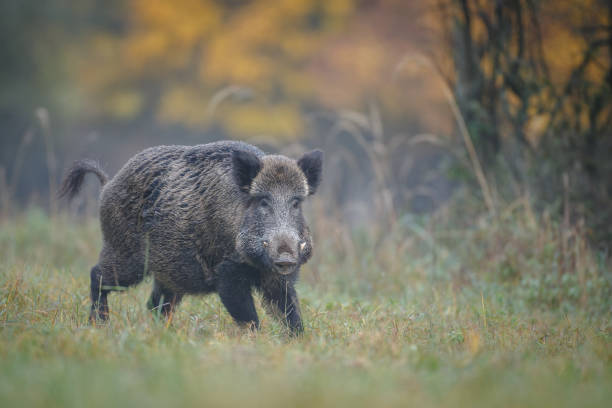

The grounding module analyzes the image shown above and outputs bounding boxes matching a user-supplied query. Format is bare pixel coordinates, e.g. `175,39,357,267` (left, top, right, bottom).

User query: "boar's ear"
297,149,323,195
232,150,262,192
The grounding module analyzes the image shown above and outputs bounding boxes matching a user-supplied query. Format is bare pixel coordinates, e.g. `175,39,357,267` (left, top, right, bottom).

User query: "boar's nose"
271,232,299,269
273,239,298,268
274,252,297,268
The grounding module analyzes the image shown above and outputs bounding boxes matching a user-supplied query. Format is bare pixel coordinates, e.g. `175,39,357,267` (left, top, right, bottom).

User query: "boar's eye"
259,197,271,209
291,197,302,210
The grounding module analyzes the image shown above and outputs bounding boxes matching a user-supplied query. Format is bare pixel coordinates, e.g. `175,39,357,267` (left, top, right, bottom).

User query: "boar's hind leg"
89,265,110,322
217,260,259,330
89,250,146,323
147,280,183,318
262,283,303,334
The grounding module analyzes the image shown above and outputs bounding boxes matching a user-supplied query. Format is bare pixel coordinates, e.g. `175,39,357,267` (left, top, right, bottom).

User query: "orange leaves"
124,0,221,73
122,31,171,72
105,91,143,119
131,0,221,38
70,0,611,144
83,0,346,140
158,85,209,127
74,0,430,139
221,104,303,142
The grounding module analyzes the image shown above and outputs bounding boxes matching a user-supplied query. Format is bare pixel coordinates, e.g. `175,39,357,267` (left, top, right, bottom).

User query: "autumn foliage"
0,0,610,242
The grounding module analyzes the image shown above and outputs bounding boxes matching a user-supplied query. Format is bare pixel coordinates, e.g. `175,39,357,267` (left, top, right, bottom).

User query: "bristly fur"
62,140,323,334
58,159,108,201
297,150,323,195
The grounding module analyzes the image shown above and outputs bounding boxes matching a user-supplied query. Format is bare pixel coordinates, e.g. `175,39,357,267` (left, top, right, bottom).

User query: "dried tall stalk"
206,85,253,120
0,166,8,217
394,54,496,216
36,108,58,216
328,106,397,227
441,85,496,216
8,127,34,205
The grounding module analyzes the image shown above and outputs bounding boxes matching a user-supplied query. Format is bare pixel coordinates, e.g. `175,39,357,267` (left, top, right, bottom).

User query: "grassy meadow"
1,203,611,407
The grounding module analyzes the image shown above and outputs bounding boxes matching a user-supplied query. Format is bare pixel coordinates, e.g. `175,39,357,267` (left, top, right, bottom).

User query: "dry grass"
0,206,611,407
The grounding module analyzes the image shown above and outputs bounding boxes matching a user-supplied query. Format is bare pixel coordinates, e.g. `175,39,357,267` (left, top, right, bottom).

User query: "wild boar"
59,141,323,333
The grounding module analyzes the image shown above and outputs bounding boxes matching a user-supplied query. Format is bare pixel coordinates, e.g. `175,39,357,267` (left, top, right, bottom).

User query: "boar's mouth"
273,253,298,275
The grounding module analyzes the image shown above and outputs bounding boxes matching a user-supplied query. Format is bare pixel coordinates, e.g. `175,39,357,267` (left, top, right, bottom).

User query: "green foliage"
1,208,610,407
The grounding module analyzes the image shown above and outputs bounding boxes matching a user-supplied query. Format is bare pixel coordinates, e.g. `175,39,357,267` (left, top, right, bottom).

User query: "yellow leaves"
324,0,354,17
578,108,590,132
384,54,454,135
595,104,612,130
105,91,143,119
131,0,172,26
278,0,313,17
114,0,351,140
158,84,304,141
338,39,386,85
584,54,609,84
131,0,221,37
229,56,272,85
74,0,358,139
312,36,387,108
281,33,320,61
538,1,608,87
201,3,295,84
76,34,123,95
125,0,221,73
70,0,611,147
122,31,170,72
158,85,208,127
505,91,521,117
542,26,584,85
203,35,274,84
220,104,303,142
525,114,550,148
282,70,315,99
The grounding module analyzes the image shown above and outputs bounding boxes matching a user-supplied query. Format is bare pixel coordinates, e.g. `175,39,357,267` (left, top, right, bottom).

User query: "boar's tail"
58,159,109,201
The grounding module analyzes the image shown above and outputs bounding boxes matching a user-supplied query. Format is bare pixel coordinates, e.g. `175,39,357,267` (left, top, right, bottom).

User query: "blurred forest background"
0,0,610,246
3,3,612,405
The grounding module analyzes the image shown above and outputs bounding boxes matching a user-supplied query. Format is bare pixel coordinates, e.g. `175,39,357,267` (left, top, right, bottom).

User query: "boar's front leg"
216,260,259,330
147,279,183,319
262,282,303,334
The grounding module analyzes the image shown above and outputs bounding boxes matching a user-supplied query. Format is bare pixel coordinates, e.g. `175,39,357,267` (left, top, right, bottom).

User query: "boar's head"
233,149,323,275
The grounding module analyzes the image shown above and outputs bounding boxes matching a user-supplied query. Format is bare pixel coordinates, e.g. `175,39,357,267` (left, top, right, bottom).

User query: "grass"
1,205,611,407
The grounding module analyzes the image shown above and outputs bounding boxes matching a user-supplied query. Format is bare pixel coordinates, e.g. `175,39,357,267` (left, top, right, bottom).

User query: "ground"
0,208,611,407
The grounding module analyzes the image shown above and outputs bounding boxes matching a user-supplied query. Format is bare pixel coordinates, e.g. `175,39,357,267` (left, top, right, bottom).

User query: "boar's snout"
274,253,297,268
266,232,301,274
